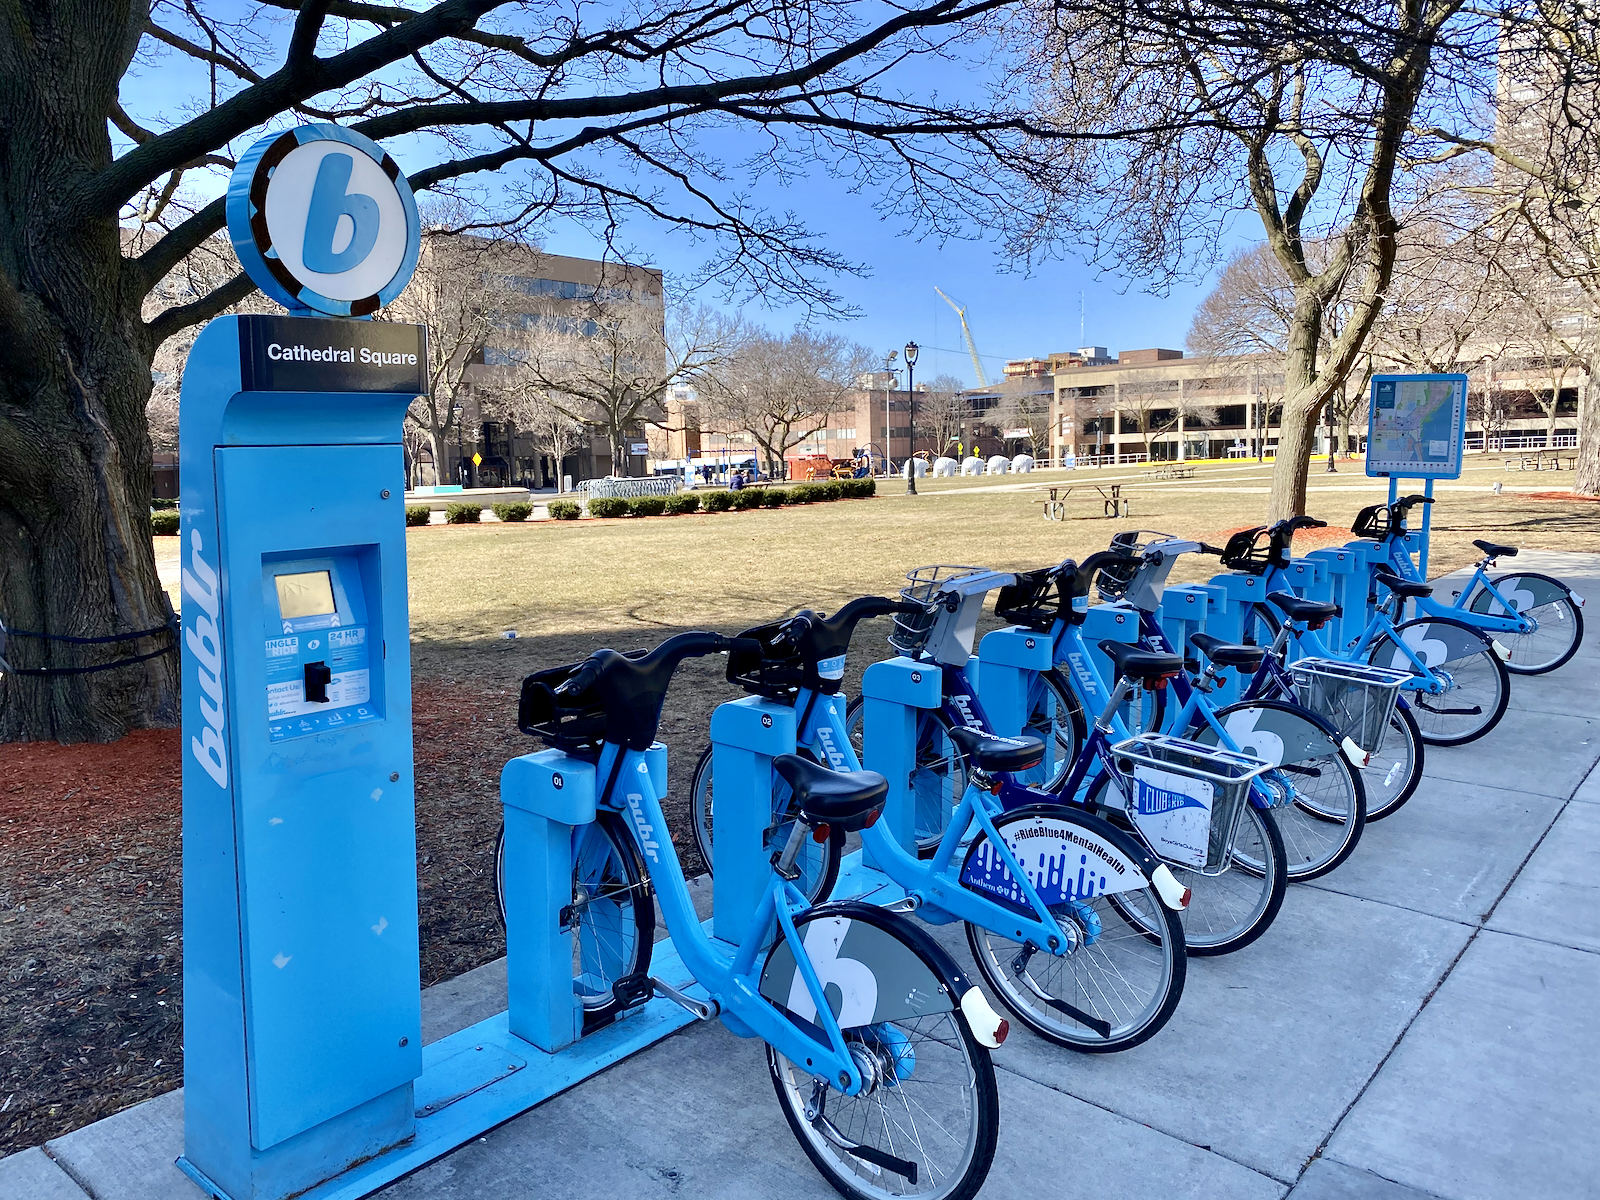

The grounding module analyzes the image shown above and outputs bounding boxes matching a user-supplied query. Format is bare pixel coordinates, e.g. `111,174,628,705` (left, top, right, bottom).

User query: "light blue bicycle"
692,594,1192,1053
1227,517,1512,745
1353,493,1584,674
499,631,1006,1200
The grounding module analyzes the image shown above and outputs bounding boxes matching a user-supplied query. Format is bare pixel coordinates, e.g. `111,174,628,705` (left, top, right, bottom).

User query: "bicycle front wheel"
962,806,1185,1052
495,812,655,1027
1021,669,1086,790
845,696,968,856
767,928,999,1200
1089,772,1287,956
1370,618,1511,745
1363,703,1424,821
688,744,842,903
1467,572,1584,675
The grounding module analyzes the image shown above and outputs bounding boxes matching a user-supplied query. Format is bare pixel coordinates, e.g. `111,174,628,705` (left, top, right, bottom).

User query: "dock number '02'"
225,124,421,317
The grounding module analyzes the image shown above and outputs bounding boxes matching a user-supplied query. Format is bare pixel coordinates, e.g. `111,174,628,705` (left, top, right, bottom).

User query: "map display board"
1365,374,1469,479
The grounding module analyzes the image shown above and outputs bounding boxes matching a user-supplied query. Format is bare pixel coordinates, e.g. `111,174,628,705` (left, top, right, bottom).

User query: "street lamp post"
1325,397,1338,473
904,340,920,495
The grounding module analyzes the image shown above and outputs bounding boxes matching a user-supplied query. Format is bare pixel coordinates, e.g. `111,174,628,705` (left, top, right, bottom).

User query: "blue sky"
120,9,1238,385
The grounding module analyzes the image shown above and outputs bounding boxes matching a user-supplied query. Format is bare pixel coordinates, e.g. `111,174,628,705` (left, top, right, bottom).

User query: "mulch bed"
0,659,732,1156
1526,491,1600,502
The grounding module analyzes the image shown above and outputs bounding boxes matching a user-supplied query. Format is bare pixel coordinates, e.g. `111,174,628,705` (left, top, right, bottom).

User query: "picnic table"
1033,482,1128,520
1504,448,1575,471
1142,463,1196,481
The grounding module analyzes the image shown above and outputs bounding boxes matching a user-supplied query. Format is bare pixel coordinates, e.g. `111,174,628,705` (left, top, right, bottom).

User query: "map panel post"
1365,374,1469,479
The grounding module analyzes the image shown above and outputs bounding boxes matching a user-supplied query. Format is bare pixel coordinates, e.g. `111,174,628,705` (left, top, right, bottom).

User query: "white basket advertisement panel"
1131,765,1213,869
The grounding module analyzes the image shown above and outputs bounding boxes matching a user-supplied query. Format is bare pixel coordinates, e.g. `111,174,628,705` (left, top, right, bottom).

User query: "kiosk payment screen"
263,555,378,742
275,571,336,619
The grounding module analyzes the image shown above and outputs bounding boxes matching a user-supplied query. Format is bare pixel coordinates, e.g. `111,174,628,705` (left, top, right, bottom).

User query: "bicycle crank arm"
1009,945,1113,1038
648,975,720,1021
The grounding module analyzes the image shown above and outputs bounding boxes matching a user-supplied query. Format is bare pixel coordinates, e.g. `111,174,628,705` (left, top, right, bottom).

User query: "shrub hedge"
628,495,668,517
492,501,534,522
445,502,482,524
547,500,582,520
702,490,734,512
663,492,701,515
151,510,180,535
761,488,787,508
150,498,178,511
405,505,431,526
587,496,629,518
731,488,764,510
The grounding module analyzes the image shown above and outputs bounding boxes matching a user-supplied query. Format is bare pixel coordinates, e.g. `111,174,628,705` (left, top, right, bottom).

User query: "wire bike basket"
889,565,982,655
1112,733,1272,874
1288,657,1410,755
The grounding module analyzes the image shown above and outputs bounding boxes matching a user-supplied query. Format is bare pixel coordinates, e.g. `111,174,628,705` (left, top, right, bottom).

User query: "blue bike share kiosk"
179,125,709,1200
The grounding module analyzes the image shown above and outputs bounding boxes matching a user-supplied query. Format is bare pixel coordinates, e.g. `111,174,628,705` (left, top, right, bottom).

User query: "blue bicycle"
502,631,1005,1200
693,594,1192,1053
1229,517,1512,746
1355,493,1584,674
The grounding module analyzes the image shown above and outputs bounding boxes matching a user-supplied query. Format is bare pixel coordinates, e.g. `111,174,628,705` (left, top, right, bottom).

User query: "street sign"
226,124,421,318
472,452,483,467
1365,374,1469,479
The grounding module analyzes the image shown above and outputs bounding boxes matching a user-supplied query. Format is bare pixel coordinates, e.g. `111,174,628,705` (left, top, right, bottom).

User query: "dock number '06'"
225,124,421,318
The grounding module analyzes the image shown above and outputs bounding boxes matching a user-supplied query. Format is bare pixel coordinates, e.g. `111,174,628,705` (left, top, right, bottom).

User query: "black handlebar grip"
1197,542,1226,556
1399,494,1434,506
554,660,600,698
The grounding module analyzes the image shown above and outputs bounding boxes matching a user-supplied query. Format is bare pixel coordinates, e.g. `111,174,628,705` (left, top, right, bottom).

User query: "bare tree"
700,327,874,477
1013,1,1502,517
387,230,515,487
1491,267,1594,447
489,384,587,492
992,389,1053,459
0,0,1063,741
918,374,971,460
520,295,731,477
1111,376,1218,461
1419,3,1600,487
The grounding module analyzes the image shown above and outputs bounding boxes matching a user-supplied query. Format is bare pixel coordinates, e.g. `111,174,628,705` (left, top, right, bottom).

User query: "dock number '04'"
225,124,421,318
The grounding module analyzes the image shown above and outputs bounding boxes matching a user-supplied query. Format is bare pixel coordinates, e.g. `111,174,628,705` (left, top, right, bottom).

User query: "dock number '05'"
225,124,421,318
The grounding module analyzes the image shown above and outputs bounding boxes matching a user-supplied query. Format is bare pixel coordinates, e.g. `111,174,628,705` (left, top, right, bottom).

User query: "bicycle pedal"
611,972,655,1012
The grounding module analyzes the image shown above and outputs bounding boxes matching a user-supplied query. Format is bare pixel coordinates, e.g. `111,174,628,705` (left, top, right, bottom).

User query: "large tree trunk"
1267,297,1327,521
0,4,180,742
1575,374,1600,496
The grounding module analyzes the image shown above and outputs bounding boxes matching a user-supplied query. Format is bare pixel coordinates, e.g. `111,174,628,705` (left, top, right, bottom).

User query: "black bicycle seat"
772,755,887,832
1473,539,1518,559
1098,638,1182,683
1189,632,1267,671
1266,591,1342,622
1371,570,1434,600
946,725,1046,774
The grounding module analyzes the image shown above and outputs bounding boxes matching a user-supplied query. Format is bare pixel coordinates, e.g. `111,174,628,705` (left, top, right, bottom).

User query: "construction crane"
934,287,989,387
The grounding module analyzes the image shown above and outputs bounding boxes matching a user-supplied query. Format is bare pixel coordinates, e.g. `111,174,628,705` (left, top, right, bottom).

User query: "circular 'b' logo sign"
226,124,420,317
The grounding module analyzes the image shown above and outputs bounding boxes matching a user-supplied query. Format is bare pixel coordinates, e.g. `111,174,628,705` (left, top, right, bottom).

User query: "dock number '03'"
225,124,420,317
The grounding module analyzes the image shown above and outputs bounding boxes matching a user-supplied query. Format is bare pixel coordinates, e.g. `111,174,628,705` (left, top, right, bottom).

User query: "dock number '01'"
225,124,420,318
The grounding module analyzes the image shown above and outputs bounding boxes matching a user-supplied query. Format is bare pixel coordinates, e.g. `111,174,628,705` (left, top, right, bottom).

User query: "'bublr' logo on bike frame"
226,124,420,318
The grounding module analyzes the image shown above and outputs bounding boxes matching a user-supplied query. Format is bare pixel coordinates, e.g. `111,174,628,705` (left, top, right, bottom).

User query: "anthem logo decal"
226,124,420,317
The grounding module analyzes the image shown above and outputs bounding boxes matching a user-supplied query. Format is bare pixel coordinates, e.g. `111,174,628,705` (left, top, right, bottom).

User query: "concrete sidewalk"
7,551,1597,1200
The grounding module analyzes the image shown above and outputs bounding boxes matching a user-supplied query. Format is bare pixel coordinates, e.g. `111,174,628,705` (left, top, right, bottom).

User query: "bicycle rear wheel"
767,916,999,1200
1369,618,1511,745
1090,772,1287,956
689,744,843,903
1467,572,1583,675
845,696,968,855
494,811,655,1028
1362,703,1424,821
962,805,1185,1053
